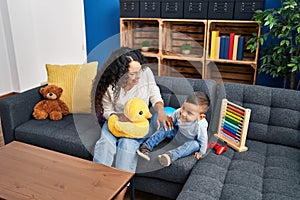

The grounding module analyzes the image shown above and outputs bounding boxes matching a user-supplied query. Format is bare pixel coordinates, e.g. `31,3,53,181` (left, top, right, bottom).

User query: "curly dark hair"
92,47,146,123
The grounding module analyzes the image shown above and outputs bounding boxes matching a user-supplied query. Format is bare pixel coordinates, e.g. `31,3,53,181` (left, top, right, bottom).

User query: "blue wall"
84,0,120,53
255,0,283,87
84,0,120,65
84,0,298,88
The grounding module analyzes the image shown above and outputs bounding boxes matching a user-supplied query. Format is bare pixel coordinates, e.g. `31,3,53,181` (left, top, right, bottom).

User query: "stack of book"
210,31,245,60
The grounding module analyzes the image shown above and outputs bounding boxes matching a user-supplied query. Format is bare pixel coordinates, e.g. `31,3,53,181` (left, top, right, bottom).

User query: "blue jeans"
93,121,150,172
143,127,200,162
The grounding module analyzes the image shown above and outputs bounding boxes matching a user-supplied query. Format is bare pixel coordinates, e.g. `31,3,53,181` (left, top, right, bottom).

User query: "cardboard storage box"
234,0,264,20
120,0,140,17
184,0,208,19
140,0,160,18
161,0,184,18
207,0,235,20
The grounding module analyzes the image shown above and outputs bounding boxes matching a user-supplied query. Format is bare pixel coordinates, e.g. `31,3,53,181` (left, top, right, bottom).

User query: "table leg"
129,178,135,200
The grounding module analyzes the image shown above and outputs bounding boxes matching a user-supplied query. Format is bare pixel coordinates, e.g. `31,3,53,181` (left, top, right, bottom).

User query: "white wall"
0,0,87,95
0,0,18,95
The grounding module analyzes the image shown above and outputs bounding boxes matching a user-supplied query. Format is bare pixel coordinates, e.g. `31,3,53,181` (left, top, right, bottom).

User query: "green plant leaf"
292,66,298,72
141,40,150,47
259,38,264,45
181,43,191,50
277,48,283,53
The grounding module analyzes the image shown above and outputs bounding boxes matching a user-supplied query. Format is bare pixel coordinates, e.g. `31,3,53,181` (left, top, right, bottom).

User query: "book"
228,33,235,60
232,35,240,60
223,36,230,59
215,36,221,59
219,36,226,59
210,31,219,58
237,36,245,60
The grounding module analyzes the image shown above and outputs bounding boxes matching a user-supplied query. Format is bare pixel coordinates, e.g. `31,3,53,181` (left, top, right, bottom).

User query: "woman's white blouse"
102,67,163,119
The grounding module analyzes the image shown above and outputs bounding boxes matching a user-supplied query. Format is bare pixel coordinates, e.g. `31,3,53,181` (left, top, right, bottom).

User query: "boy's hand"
194,152,202,160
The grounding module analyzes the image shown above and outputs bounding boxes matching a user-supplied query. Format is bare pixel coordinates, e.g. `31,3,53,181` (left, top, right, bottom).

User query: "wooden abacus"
214,99,251,152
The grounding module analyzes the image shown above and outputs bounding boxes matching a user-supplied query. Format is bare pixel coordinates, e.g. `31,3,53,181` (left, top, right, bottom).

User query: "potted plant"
247,0,300,90
181,43,191,55
141,40,150,52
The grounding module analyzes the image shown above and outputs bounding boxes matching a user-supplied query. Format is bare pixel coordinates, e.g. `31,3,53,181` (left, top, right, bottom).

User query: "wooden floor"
0,118,4,147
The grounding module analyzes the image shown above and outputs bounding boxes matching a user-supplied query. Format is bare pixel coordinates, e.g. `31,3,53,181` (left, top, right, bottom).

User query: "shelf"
162,20,206,58
120,19,160,53
144,57,159,76
206,20,260,63
206,62,256,84
163,54,203,62
206,20,260,84
120,18,260,84
206,59,257,67
161,59,203,79
140,51,159,57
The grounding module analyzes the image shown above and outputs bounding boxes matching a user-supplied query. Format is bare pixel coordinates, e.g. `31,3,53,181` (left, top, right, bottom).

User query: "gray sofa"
177,83,300,200
0,87,101,160
0,76,299,200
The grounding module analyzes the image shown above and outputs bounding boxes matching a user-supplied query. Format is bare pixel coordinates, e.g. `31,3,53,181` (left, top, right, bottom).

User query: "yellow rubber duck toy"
108,98,152,138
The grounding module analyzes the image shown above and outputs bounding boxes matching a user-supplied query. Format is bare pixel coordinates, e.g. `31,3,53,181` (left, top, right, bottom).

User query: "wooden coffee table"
0,141,134,200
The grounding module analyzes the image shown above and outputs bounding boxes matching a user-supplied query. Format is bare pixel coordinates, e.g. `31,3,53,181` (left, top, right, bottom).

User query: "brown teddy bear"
32,85,69,120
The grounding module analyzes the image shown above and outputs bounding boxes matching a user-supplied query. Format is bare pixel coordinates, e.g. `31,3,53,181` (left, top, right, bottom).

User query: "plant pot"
182,50,190,55
141,47,149,52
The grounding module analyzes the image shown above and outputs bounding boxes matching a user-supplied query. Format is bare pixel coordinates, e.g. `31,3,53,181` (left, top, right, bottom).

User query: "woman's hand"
154,101,174,130
156,108,174,131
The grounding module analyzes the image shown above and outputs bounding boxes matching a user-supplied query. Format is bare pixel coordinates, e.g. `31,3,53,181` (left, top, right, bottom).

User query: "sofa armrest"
0,86,42,144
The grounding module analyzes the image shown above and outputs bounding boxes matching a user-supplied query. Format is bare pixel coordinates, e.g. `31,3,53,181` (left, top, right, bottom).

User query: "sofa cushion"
135,77,217,187
177,139,300,200
155,76,218,129
219,83,300,148
136,140,198,183
14,114,100,159
0,86,43,144
46,62,98,113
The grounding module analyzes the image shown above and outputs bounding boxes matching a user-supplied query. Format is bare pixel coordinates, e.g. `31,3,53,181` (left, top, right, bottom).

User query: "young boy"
137,91,210,167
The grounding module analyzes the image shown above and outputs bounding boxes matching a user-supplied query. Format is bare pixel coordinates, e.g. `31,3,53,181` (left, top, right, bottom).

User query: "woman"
92,47,172,173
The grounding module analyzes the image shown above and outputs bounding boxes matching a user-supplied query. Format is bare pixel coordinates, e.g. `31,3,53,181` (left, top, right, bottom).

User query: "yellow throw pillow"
46,62,98,113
